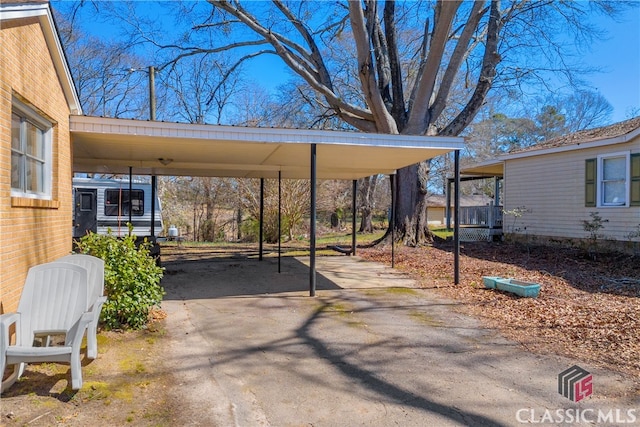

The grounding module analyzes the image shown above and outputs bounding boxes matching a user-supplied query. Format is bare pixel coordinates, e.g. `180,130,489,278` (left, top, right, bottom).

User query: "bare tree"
464,90,613,163
239,179,310,243
55,10,150,118
60,0,628,245
161,0,622,245
317,180,351,229
551,90,614,133
229,82,275,127
160,176,237,241
162,54,242,124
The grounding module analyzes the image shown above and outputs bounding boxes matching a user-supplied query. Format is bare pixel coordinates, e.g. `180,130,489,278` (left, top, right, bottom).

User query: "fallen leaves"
360,241,640,382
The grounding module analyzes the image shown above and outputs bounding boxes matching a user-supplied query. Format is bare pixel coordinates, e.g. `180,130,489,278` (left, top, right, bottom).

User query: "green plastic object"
482,276,541,298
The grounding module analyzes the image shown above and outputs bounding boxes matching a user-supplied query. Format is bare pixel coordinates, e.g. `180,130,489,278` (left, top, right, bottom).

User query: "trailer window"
104,189,144,216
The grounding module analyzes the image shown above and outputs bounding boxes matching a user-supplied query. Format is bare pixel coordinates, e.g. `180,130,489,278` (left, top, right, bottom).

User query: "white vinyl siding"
504,140,640,242
73,178,163,237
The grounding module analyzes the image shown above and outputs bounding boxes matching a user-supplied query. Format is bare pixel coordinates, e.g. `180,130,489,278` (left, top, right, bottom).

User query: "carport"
70,115,465,295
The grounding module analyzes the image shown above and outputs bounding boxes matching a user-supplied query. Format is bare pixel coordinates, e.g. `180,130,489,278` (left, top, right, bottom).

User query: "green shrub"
239,218,259,242
74,230,165,330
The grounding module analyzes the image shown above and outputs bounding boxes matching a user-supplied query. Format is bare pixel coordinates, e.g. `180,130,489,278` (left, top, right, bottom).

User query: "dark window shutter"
585,158,596,207
631,153,640,206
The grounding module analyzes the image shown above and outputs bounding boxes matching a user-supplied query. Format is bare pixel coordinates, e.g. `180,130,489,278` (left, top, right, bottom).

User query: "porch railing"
455,205,503,228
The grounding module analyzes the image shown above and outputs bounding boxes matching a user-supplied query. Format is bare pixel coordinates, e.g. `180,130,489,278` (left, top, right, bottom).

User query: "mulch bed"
359,241,640,386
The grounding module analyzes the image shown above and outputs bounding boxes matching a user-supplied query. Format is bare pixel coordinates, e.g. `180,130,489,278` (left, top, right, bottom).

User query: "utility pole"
149,66,156,121
129,65,159,237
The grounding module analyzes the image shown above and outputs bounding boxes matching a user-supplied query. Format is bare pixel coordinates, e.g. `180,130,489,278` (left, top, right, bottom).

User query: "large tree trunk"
206,0,504,247
359,206,373,233
394,164,432,246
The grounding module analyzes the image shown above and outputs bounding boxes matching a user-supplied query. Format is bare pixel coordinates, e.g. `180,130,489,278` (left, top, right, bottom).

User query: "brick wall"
0,17,73,313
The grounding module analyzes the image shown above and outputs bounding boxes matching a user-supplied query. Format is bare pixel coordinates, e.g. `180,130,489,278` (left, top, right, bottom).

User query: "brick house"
0,1,81,312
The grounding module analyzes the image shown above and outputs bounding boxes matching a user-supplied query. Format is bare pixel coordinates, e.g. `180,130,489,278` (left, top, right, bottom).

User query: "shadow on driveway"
159,248,617,426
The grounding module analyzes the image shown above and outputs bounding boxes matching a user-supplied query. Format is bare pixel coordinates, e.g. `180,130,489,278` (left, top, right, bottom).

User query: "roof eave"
502,126,640,160
460,159,504,177
1,2,82,115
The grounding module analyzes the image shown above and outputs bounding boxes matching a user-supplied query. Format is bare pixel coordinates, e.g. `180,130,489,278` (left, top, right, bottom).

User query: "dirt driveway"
1,245,638,426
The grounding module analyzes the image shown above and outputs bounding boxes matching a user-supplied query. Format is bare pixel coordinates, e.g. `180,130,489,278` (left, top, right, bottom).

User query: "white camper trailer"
73,177,163,239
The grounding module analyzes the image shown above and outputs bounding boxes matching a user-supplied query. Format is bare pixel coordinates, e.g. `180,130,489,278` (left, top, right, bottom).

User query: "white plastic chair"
0,263,93,393
56,254,107,359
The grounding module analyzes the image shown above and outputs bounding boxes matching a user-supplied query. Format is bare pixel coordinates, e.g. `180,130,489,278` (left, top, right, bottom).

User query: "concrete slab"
160,250,638,426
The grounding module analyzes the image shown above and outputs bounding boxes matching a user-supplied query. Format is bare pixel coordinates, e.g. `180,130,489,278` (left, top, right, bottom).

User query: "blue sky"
584,9,640,122
232,6,640,124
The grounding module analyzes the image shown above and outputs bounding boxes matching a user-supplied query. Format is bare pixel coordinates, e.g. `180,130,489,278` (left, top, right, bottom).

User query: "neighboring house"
463,117,640,249
426,194,494,225
0,1,81,313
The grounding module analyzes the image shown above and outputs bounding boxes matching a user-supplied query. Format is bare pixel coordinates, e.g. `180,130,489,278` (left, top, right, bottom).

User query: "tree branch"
158,40,269,71
383,1,407,130
208,0,375,125
272,0,334,92
407,15,430,120
405,0,462,135
441,0,502,136
348,0,398,133
430,1,487,122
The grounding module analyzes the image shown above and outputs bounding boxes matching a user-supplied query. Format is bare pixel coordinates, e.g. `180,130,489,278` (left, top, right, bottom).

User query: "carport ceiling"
460,160,504,177
71,116,465,180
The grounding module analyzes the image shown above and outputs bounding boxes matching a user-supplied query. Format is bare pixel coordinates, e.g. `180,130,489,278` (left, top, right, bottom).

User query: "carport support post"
445,178,452,229
352,180,357,256
454,150,460,285
151,176,156,236
391,174,396,268
128,166,133,236
278,170,282,273
259,178,264,261
310,144,317,297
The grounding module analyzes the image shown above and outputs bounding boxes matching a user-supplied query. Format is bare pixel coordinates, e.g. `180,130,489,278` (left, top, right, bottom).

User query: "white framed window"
11,99,53,199
596,152,629,207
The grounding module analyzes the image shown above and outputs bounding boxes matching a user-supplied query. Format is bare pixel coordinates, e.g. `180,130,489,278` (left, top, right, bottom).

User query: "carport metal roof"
70,116,464,179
